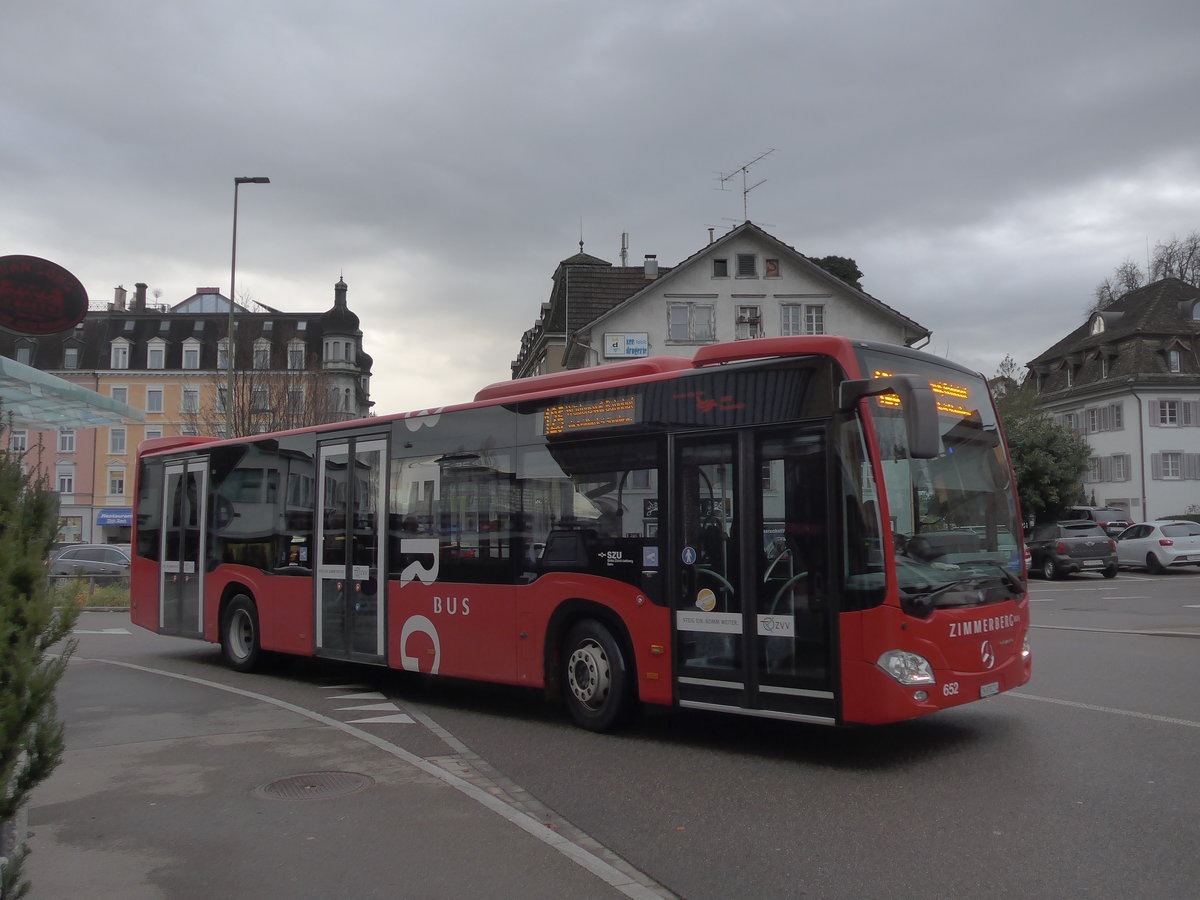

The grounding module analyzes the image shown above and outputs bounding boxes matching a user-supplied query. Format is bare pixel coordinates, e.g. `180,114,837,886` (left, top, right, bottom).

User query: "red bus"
130,336,1031,730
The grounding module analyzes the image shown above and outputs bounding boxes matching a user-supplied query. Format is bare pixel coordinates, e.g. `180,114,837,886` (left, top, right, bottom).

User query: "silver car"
48,543,132,578
1114,521,1200,573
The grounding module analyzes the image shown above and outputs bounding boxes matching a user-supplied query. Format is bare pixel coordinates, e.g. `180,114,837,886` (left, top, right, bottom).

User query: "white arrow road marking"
336,702,400,711
327,691,387,700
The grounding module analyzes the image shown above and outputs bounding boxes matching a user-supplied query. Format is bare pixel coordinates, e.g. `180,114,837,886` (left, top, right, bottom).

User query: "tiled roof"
1026,277,1200,395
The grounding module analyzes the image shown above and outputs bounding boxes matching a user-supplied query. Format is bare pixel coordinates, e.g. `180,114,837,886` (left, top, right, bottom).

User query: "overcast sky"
5,0,1200,414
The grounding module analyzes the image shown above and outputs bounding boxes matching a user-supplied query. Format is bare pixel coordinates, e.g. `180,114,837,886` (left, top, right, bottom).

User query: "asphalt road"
28,571,1200,899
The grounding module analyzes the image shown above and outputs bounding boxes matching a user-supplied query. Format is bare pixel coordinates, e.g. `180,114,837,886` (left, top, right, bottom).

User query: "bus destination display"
543,395,639,435
872,369,973,417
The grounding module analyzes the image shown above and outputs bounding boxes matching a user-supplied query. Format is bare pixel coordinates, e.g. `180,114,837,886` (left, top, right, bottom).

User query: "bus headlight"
877,650,935,685
1021,638,1031,660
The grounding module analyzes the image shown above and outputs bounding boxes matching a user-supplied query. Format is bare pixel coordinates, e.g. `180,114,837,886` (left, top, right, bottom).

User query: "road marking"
327,691,387,700
345,713,416,724
74,628,131,635
86,658,666,900
1009,692,1200,729
335,702,403,711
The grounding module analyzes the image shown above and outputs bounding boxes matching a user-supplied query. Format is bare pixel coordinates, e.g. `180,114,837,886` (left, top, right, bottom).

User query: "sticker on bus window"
643,546,659,567
695,588,716,612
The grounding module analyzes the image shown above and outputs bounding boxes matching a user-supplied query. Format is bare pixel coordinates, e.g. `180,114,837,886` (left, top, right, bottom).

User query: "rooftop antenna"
717,149,777,221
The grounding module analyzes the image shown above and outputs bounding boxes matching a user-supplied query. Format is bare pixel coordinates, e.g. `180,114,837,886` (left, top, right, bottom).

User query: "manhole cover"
256,771,374,801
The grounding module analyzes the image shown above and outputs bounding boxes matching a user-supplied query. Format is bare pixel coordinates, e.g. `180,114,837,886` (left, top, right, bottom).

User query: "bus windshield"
860,351,1024,616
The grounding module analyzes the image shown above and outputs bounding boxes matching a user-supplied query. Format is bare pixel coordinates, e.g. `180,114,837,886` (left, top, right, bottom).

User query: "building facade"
0,279,373,544
512,221,930,378
1026,278,1200,521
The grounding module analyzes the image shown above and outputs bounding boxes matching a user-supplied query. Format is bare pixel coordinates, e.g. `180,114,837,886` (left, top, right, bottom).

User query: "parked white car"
1114,521,1200,573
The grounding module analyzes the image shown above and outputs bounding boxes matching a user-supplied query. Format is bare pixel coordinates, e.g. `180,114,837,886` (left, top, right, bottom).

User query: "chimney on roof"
620,232,629,267
113,285,126,310
644,254,658,279
134,282,148,312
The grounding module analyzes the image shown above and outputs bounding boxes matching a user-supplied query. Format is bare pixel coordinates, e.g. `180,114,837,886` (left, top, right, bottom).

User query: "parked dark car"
1062,506,1132,537
48,543,132,578
1026,521,1118,579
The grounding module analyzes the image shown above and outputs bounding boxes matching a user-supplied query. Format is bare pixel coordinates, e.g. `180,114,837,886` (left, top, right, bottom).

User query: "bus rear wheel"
221,595,262,673
563,620,629,732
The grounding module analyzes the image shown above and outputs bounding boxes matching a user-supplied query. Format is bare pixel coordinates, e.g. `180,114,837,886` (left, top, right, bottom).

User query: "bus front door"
159,458,208,637
672,428,835,725
315,438,387,662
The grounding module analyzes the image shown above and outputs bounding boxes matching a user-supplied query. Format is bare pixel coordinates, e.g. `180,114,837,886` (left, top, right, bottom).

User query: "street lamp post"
226,176,270,436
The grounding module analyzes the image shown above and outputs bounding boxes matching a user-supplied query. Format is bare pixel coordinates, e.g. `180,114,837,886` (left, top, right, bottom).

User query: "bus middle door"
315,437,387,663
159,457,208,637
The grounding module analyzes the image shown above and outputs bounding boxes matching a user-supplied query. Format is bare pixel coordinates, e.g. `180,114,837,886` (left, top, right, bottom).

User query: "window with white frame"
1158,400,1179,426
57,466,74,495
58,429,75,452
1168,349,1182,373
1113,454,1130,482
112,387,127,405
1085,457,1101,483
217,340,229,371
15,342,33,365
735,305,762,340
63,346,79,369
667,302,716,343
287,341,305,370
781,305,802,336
9,430,27,452
183,339,201,370
712,258,728,278
182,389,199,413
110,340,130,369
287,386,305,414
804,305,825,335
147,339,166,369
1160,451,1182,479
145,428,163,442
109,469,125,496
251,387,269,411
253,339,270,369
146,387,164,413
109,428,127,454
1100,356,1109,378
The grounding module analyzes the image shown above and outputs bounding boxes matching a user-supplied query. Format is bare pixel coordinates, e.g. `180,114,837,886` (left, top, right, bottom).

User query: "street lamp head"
235,176,271,184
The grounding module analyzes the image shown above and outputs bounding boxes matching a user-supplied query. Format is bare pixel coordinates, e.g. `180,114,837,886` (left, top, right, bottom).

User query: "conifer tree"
0,418,79,899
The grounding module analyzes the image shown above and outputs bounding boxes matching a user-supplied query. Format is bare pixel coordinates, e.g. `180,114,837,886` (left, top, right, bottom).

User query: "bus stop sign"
0,255,89,334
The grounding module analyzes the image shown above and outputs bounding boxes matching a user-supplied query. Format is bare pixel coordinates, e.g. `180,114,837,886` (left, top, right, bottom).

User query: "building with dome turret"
0,278,373,544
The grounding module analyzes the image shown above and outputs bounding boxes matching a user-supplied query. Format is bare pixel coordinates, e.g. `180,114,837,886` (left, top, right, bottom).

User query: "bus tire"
563,620,629,732
221,595,262,673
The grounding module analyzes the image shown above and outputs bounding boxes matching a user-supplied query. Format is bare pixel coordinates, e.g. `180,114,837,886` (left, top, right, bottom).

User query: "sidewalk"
25,647,667,899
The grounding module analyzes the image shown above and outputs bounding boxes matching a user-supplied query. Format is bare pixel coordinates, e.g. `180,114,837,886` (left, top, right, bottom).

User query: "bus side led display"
543,396,639,435
872,370,973,417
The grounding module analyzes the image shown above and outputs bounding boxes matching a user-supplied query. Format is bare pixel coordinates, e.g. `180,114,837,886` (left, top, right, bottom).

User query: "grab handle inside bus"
839,375,940,459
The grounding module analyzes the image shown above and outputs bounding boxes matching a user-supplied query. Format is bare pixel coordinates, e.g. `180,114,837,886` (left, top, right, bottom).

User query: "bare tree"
1150,232,1200,284
1092,258,1145,312
183,360,354,438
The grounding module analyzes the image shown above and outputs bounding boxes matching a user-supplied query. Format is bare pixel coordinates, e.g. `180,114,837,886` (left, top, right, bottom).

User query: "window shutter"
1099,457,1112,482
1151,453,1163,479
1186,454,1200,480
1185,401,1200,426
1148,400,1160,426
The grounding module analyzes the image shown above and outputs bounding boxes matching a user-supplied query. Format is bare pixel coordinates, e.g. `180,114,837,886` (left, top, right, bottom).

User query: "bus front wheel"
221,595,262,673
563,620,629,732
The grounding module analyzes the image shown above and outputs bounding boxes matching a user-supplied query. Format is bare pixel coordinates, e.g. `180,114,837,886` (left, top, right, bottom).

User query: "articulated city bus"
131,336,1031,730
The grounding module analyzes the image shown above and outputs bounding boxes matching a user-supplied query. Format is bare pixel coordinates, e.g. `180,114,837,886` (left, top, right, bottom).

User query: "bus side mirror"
839,375,940,459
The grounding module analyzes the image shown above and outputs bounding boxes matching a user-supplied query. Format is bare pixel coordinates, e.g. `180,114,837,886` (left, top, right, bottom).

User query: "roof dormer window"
1090,315,1105,335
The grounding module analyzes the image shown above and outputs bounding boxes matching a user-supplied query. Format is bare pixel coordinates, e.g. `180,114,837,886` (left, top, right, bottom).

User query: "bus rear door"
671,428,837,724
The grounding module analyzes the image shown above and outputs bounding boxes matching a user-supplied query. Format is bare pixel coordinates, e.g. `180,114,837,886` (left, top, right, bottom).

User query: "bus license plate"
980,682,1000,698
